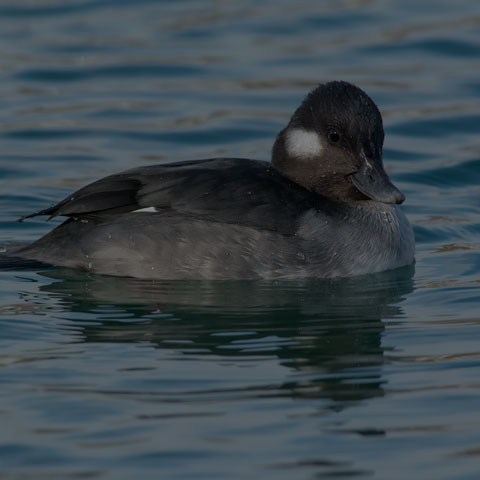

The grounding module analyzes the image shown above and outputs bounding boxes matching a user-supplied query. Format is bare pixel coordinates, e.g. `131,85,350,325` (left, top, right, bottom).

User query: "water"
0,0,479,478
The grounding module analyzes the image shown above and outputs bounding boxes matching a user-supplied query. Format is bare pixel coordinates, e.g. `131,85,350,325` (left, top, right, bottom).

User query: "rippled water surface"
1,1,480,479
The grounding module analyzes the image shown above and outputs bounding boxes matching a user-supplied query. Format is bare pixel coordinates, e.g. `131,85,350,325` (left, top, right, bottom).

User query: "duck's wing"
19,175,142,221
18,159,241,220
19,158,315,234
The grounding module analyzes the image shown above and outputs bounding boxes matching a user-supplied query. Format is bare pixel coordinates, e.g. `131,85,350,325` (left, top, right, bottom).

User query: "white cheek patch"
133,207,157,213
285,128,323,159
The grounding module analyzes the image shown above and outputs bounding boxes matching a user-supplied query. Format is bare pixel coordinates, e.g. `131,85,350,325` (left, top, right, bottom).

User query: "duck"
9,81,415,280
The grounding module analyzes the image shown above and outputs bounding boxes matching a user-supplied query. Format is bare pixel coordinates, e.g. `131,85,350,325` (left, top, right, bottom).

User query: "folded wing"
19,158,315,234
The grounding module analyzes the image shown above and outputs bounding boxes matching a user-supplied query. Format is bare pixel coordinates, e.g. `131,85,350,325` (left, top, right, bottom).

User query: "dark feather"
19,158,318,234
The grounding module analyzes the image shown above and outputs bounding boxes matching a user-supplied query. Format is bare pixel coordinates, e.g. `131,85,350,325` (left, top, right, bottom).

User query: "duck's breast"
296,202,415,277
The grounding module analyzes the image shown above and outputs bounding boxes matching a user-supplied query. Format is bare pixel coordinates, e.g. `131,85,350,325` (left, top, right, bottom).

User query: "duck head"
271,81,405,204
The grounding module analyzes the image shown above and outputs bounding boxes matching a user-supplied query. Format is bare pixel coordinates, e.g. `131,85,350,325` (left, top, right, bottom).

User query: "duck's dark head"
271,81,405,204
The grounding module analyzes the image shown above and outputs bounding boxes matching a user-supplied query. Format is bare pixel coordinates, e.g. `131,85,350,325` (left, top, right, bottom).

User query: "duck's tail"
0,243,52,271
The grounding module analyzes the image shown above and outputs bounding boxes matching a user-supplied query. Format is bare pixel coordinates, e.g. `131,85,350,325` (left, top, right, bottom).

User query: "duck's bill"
351,157,405,205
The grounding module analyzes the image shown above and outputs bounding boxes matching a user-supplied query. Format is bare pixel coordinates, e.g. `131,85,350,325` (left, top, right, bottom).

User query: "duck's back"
24,158,314,232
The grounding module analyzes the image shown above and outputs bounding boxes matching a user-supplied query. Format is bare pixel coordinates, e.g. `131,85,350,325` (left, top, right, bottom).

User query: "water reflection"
16,265,415,405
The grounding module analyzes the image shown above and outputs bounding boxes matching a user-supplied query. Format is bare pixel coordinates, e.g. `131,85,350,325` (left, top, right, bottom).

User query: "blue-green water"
1,1,480,479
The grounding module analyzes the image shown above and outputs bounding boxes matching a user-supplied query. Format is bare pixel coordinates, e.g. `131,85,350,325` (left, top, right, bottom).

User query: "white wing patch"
133,207,157,213
286,128,323,159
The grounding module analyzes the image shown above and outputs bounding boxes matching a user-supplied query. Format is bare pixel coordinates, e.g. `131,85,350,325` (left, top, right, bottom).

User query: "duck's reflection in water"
25,265,414,405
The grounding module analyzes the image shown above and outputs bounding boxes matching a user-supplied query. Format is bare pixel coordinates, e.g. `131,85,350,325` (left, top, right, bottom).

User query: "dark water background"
0,1,479,479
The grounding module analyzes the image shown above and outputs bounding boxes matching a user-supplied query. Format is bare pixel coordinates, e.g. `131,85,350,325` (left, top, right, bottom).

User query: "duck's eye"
328,128,341,143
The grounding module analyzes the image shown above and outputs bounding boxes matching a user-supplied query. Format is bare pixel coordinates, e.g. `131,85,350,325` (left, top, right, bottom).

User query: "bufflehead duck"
10,81,414,279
